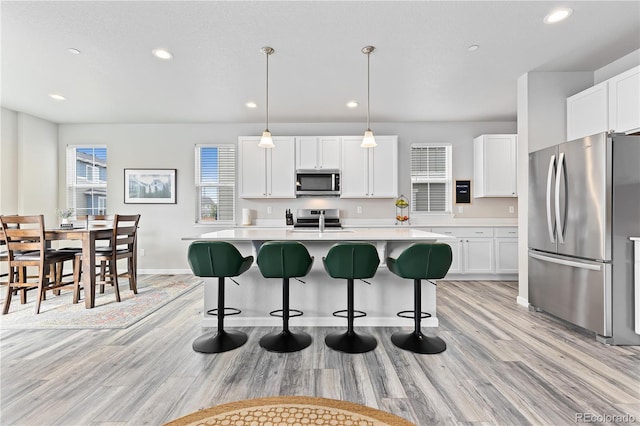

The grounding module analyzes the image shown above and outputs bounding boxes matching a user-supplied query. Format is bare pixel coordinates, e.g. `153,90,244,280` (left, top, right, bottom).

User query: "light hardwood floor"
1,277,639,425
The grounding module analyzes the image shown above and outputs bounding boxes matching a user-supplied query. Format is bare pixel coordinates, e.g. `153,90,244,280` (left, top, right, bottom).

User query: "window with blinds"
66,146,108,215
410,144,452,214
196,145,236,223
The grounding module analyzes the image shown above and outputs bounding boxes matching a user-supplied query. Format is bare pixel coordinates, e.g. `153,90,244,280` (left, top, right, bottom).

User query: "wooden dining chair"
0,215,77,314
73,214,141,303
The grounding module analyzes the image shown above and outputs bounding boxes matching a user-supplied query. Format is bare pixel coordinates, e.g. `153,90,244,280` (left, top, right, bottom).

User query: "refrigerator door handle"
529,252,602,271
555,152,565,244
546,154,556,243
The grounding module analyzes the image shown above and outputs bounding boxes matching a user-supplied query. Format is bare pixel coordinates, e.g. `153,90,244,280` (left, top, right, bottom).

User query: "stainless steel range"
294,209,342,228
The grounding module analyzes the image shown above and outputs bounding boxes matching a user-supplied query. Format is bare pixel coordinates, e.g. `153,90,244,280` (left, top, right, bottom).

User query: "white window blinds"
410,144,452,213
196,145,236,223
66,146,108,216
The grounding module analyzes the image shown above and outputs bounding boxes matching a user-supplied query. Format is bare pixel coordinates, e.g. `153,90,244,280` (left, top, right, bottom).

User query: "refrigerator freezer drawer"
528,251,612,336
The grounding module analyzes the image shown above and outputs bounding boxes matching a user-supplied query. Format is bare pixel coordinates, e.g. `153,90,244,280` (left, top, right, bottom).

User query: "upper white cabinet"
296,137,341,170
567,81,609,141
608,66,640,135
340,136,398,198
473,134,518,197
238,136,296,198
567,65,640,141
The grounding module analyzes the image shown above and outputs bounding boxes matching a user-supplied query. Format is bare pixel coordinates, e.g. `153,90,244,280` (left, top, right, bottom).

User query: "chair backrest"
257,241,314,278
0,215,46,266
109,214,140,252
323,242,380,279
389,243,453,280
188,241,253,278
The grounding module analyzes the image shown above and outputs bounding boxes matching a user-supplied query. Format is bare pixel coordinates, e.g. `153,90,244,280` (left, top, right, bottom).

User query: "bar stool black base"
192,330,248,354
391,331,446,354
325,331,377,354
260,330,312,353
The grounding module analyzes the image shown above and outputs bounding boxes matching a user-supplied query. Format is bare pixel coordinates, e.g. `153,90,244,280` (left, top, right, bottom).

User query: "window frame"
409,143,453,215
66,145,108,216
195,144,236,224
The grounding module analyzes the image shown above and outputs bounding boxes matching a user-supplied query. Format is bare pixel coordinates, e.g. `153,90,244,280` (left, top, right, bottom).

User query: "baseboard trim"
516,295,529,307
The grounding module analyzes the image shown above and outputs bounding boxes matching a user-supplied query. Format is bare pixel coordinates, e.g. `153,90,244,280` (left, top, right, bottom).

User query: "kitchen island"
182,228,452,328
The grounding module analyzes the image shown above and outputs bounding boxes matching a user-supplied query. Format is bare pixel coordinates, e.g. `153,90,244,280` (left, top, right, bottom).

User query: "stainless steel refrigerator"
528,132,640,345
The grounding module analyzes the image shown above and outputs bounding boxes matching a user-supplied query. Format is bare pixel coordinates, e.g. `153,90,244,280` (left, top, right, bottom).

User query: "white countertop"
631,237,640,241
183,227,453,242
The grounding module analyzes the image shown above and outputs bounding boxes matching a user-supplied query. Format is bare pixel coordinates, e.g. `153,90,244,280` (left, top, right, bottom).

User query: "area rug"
0,274,200,329
165,396,415,426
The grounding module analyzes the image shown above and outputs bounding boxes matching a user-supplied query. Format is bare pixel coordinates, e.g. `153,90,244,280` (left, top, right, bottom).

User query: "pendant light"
361,45,377,148
258,46,275,148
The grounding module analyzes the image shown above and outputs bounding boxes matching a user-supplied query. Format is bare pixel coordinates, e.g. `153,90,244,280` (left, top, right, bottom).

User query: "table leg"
82,231,96,308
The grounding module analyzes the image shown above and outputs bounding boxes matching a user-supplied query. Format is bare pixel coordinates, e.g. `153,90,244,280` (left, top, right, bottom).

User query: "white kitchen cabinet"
494,227,519,274
432,227,494,275
340,135,398,198
567,65,640,141
238,136,295,198
473,134,518,197
567,81,608,141
608,65,640,135
296,136,341,170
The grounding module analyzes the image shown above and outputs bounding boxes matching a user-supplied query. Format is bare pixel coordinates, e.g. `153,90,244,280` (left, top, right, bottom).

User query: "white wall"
516,71,595,305
0,109,59,224
594,49,640,83
1,108,19,214
58,120,516,271
17,113,59,224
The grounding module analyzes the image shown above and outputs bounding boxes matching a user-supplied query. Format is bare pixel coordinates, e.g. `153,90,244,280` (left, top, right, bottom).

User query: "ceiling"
2,1,639,125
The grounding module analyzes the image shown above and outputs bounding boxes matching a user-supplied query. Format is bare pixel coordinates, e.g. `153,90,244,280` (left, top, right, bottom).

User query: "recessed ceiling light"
468,44,479,52
346,101,359,108
67,48,81,55
544,7,573,24
246,101,258,108
49,94,66,101
152,48,173,60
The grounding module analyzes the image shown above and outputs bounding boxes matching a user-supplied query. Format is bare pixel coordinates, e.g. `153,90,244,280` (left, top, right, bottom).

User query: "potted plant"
56,208,74,227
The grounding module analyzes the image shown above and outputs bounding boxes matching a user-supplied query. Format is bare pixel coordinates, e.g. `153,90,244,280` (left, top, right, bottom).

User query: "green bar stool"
386,243,452,354
257,241,314,352
323,242,380,353
187,241,253,353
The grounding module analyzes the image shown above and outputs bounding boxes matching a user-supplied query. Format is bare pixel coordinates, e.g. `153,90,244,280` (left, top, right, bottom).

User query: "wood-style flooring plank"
1,277,639,426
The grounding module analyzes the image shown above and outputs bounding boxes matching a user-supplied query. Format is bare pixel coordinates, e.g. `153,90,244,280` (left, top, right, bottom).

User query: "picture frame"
124,169,176,204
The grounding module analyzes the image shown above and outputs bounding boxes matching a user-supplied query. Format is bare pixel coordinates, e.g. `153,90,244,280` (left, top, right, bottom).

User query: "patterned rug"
164,396,415,426
0,274,200,329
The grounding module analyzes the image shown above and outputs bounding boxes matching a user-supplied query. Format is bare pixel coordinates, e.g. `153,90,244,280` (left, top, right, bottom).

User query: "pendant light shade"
258,46,275,148
361,45,377,148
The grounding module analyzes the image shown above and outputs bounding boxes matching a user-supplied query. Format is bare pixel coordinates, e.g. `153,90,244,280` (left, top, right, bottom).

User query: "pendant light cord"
265,50,269,132
366,50,371,131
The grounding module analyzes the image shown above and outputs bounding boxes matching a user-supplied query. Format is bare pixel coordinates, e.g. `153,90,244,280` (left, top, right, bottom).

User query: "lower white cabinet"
494,227,519,273
432,227,494,275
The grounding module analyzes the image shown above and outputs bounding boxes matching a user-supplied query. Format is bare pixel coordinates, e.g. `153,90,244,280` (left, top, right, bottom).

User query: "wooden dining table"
45,226,113,309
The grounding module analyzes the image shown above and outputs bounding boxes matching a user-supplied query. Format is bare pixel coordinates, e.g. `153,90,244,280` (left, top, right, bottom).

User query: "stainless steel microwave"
295,170,340,197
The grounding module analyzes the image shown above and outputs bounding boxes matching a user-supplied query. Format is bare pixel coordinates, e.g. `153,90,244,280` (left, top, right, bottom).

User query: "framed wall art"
124,169,176,204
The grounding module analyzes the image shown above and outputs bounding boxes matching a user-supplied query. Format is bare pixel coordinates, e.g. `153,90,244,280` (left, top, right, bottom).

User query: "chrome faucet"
318,210,325,233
